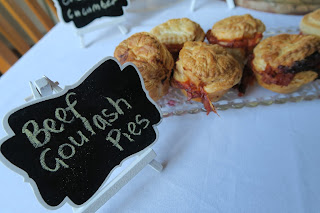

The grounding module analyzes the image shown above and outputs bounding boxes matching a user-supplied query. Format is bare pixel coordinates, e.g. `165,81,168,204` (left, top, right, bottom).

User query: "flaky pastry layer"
300,8,320,36
210,14,265,41
252,34,320,93
253,34,320,72
173,41,242,98
150,18,205,52
114,32,174,101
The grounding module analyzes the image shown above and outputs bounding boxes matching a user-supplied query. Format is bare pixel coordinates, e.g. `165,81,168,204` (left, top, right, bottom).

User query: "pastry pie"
252,34,320,93
171,41,242,114
150,18,205,55
114,32,174,101
206,14,265,63
300,8,320,36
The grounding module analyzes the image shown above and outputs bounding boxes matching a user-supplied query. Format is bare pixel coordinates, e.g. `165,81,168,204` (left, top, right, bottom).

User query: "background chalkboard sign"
54,0,129,28
0,58,161,209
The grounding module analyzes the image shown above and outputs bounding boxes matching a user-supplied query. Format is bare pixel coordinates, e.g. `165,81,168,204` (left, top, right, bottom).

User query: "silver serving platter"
157,27,320,117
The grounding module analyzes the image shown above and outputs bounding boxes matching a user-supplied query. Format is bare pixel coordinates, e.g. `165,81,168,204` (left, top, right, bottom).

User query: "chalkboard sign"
54,0,129,28
0,57,161,209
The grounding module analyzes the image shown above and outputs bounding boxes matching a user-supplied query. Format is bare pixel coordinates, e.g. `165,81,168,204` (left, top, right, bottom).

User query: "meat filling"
206,30,263,53
260,51,320,86
235,55,256,96
171,79,217,115
165,43,184,53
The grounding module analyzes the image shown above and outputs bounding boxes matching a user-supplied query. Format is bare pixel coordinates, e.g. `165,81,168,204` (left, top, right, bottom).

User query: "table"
0,1,319,212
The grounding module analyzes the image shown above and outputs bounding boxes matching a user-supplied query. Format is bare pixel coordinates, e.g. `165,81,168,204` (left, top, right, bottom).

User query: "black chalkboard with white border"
54,0,129,28
0,57,162,209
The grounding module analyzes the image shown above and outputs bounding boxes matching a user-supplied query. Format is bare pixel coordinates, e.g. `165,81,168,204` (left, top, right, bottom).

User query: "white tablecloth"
0,1,319,212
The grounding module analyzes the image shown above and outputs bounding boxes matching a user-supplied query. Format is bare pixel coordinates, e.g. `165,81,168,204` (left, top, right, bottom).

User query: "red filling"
234,55,256,96
206,30,263,53
258,52,320,86
260,65,294,86
165,44,184,53
171,79,217,115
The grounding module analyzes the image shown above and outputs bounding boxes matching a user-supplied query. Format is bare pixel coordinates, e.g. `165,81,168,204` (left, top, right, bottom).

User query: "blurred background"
234,0,320,15
0,0,58,74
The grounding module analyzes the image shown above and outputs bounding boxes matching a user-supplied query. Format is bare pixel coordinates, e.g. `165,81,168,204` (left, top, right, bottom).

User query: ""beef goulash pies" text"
114,32,174,101
252,34,320,93
171,41,242,114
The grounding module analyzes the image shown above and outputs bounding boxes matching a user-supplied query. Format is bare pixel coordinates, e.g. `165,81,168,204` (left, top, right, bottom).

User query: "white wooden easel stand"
26,76,163,213
190,0,235,11
76,17,128,48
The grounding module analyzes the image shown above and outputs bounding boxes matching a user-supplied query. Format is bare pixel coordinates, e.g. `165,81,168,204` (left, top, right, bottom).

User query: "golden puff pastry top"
300,8,320,36
174,41,242,93
150,18,205,45
211,14,265,40
253,34,320,73
114,32,174,100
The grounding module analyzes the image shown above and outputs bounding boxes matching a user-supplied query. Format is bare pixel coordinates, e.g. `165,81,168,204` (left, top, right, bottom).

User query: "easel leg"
226,0,235,9
148,159,163,172
118,25,128,35
78,33,85,48
190,0,197,12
